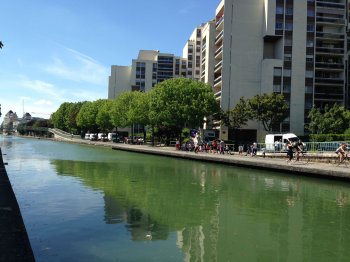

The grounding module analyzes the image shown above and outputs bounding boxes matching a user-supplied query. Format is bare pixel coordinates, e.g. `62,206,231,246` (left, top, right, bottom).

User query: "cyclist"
293,139,304,161
335,143,347,163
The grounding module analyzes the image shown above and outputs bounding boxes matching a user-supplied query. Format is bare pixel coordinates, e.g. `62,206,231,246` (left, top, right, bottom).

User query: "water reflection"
50,157,350,261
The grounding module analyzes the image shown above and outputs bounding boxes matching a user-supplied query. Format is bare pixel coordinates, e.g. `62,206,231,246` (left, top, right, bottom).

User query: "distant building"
108,50,188,99
2,110,18,134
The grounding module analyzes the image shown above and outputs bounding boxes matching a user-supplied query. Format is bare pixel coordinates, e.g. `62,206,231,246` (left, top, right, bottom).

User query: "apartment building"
211,0,349,141
108,0,349,140
108,50,187,99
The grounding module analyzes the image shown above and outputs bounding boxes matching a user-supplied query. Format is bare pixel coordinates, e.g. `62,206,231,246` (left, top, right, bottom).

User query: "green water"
2,136,350,262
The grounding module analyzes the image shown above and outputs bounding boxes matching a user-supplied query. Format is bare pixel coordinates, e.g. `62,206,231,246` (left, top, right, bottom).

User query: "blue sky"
0,0,219,120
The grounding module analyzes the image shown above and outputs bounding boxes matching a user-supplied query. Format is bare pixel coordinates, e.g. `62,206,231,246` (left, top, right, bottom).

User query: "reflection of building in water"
104,195,127,224
103,194,170,241
176,204,219,262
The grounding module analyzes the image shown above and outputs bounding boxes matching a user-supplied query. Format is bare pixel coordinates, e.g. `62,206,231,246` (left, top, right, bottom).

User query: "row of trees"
52,78,219,142
52,78,290,143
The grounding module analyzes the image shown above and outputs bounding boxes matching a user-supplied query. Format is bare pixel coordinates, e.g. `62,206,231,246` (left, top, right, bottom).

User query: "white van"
265,133,300,152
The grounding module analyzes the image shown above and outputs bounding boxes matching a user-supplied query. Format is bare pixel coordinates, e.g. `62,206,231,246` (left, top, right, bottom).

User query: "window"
306,55,313,63
274,67,282,76
306,40,314,47
285,23,293,31
276,22,283,30
273,84,281,92
276,6,284,14
307,9,315,17
305,85,313,93
283,84,291,93
305,70,314,78
284,38,292,46
284,54,292,61
285,7,293,15
283,69,291,77
307,24,314,32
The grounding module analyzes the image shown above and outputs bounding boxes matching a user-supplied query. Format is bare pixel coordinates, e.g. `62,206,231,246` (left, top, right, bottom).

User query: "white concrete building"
108,0,350,142
108,50,187,99
210,0,349,141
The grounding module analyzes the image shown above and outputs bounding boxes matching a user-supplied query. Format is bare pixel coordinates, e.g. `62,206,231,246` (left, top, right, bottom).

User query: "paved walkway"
0,148,35,261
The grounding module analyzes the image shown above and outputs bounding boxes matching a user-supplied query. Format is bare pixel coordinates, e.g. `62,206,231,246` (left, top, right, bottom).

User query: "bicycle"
292,150,309,165
332,152,349,167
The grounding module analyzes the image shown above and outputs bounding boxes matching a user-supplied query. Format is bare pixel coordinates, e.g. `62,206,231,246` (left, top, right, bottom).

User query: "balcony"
214,60,223,73
315,62,344,70
316,16,345,25
215,46,223,59
214,90,222,100
215,30,224,44
214,75,222,88
216,16,224,30
314,77,344,85
316,1,345,9
315,46,344,55
316,32,344,41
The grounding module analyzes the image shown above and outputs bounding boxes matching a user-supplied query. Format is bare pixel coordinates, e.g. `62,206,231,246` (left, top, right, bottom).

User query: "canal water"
2,135,350,261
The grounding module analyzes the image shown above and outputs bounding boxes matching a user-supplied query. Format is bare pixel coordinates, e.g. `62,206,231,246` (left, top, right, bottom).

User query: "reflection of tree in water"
51,158,350,261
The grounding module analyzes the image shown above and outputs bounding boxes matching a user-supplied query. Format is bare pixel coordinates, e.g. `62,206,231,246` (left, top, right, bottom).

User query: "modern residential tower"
108,0,350,141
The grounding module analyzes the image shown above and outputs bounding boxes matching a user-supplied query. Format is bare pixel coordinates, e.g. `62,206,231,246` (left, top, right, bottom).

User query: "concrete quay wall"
110,144,350,180
0,148,35,261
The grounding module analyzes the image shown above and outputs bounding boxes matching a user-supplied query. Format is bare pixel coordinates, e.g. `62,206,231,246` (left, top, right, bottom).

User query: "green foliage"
76,100,104,132
148,78,219,129
51,102,71,131
309,134,350,142
307,104,350,134
248,93,288,132
221,97,251,130
110,92,136,128
96,99,113,133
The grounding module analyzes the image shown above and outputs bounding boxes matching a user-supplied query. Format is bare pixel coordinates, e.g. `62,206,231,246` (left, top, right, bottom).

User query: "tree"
221,97,251,130
64,101,86,134
148,78,219,131
76,100,104,132
307,104,350,134
0,41,3,49
248,93,288,132
96,99,114,133
51,102,71,131
110,92,135,129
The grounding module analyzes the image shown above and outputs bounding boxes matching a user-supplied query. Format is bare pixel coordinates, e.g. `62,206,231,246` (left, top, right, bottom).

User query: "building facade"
108,50,188,99
108,0,350,140
212,0,349,140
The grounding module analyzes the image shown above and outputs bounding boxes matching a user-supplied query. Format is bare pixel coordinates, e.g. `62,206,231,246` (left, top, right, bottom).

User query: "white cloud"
18,77,65,101
44,47,109,86
34,99,53,106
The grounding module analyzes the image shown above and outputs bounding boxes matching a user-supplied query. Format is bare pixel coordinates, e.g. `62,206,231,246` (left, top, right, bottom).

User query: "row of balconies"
315,46,344,54
316,16,345,25
316,1,345,9
316,32,344,40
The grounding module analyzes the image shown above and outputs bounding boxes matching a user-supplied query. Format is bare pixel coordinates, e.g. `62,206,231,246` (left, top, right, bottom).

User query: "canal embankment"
49,132,350,180
0,148,35,261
